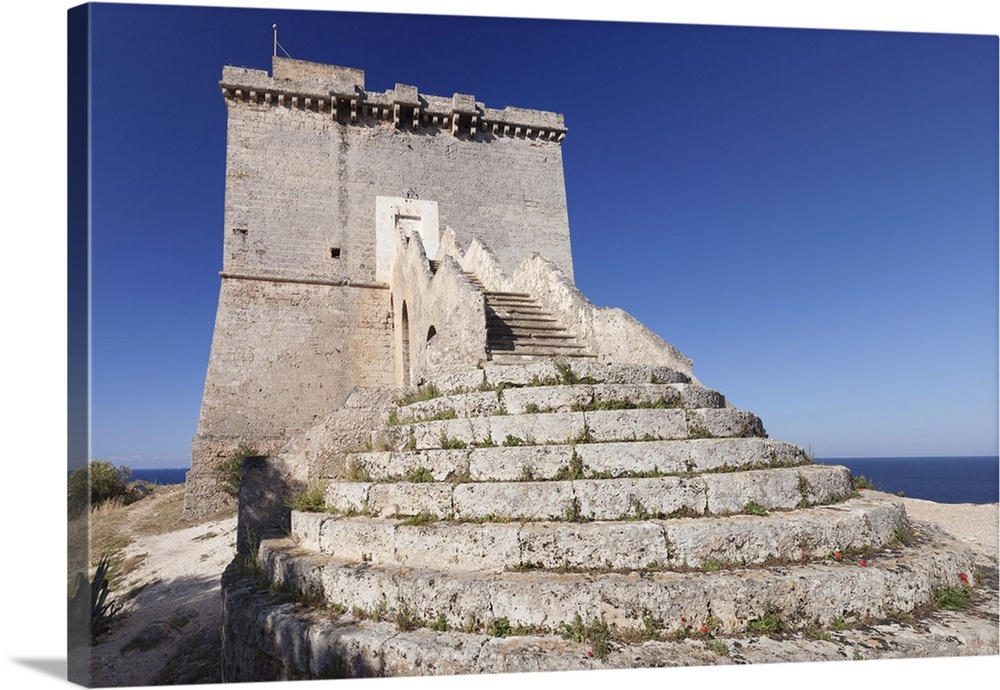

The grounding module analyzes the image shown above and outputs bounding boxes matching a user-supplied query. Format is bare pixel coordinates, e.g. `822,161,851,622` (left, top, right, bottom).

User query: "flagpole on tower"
273,24,278,57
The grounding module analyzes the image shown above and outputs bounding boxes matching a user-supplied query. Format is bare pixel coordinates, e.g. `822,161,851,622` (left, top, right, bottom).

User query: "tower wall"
187,57,574,513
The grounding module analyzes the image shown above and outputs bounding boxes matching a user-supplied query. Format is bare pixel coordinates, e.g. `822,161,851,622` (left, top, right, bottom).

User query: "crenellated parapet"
220,57,567,141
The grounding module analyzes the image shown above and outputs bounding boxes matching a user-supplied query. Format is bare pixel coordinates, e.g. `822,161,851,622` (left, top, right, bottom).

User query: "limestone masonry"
186,57,995,680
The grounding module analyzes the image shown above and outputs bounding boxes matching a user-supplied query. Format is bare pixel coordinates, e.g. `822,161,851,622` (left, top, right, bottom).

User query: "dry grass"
75,484,235,588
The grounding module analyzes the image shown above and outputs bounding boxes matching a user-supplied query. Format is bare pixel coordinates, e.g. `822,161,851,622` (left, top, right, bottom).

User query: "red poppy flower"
833,551,843,559
858,559,868,567
587,650,593,658
700,626,709,635
958,572,969,584
681,617,687,623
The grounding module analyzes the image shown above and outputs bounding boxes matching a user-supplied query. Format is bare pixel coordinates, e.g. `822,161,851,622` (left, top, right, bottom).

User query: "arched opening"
400,301,411,387
426,325,437,343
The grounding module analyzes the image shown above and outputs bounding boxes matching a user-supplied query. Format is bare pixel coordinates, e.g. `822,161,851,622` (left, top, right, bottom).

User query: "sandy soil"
87,488,237,687
85,487,998,686
886,491,999,563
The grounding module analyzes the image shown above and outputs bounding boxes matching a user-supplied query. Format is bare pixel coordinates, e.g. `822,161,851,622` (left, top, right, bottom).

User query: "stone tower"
186,57,584,513
198,57,987,679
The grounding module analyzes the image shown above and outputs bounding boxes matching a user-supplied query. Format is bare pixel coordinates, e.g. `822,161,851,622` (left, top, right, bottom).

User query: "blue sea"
817,456,999,504
131,468,189,486
128,457,999,504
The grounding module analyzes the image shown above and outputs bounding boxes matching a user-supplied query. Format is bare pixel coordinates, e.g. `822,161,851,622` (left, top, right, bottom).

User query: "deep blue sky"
78,3,997,468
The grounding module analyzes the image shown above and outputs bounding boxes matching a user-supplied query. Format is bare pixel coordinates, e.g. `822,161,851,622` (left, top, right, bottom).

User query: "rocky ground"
84,486,997,686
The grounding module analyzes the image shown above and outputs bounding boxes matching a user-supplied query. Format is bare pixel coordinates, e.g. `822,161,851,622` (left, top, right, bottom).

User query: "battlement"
221,57,567,140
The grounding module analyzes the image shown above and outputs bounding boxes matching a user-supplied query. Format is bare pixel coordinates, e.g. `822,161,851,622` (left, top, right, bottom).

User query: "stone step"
222,556,997,682
486,313,560,324
293,490,890,572
489,352,598,365
488,341,589,354
346,438,808,483
431,362,691,392
397,383,727,421
488,329,579,340
484,291,533,300
486,302,559,318
322,464,851,523
485,320,569,333
377,407,765,451
260,513,974,636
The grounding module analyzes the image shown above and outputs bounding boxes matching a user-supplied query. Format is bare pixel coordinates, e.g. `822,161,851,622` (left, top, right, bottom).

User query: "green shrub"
68,460,143,518
852,474,875,491
217,443,258,497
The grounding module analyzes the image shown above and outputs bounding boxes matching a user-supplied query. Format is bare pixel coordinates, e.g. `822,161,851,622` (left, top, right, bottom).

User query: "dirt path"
87,486,237,687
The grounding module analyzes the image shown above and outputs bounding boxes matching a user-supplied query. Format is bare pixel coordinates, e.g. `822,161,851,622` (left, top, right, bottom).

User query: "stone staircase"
429,259,592,362
228,360,981,679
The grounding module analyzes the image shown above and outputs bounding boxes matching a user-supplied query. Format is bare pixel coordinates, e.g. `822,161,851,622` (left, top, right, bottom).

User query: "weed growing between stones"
933,584,973,610
568,422,594,444
439,433,468,450
564,497,590,522
398,385,442,406
285,481,333,513
571,396,685,413
687,422,714,439
489,617,513,638
400,512,436,526
503,434,526,447
553,449,584,480
394,601,422,631
743,501,769,516
345,459,371,482
706,639,730,656
890,524,917,547
559,613,611,659
747,602,785,636
403,467,435,483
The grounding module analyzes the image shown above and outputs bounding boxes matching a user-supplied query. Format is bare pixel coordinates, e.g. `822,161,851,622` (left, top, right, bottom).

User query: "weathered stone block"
584,408,687,442
368,482,454,518
452,481,573,520
572,477,705,520
703,467,803,515
516,521,671,570
323,481,372,513
467,445,575,481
